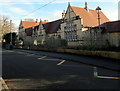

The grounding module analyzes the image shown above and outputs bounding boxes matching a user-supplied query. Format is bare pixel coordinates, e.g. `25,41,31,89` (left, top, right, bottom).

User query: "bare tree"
0,15,15,42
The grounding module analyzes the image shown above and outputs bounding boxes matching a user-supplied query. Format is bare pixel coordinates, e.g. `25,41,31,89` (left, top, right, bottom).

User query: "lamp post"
10,20,12,43
10,20,13,49
96,6,101,30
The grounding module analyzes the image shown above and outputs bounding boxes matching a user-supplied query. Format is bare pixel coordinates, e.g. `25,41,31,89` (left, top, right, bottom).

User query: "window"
76,16,80,20
94,31,97,40
38,31,40,36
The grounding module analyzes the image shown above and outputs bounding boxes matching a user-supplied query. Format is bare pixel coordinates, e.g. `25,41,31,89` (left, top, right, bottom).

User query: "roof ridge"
71,5,109,27
71,6,84,9
22,21,39,22
43,19,61,25
71,6,95,11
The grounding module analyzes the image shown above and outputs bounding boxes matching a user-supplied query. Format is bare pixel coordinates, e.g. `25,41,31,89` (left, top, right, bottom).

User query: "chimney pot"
36,19,38,23
85,2,88,11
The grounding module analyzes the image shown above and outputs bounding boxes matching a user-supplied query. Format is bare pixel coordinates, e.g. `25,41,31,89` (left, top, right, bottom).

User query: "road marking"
96,76,120,79
43,59,62,61
93,67,120,80
26,54,35,56
3,50,14,52
16,51,31,55
38,56,47,60
16,52,24,54
60,65,83,68
57,60,66,66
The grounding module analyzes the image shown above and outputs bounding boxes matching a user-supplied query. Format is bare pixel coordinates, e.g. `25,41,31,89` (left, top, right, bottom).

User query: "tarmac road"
2,49,120,90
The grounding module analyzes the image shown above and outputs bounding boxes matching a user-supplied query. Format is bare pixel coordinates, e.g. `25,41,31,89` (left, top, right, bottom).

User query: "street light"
10,20,12,43
10,20,13,49
96,6,101,30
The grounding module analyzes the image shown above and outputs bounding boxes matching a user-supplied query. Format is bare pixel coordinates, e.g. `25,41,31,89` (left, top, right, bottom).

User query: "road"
2,49,120,90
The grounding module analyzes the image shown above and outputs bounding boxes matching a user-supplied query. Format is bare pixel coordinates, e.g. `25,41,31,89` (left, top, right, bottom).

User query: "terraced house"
61,2,109,47
18,19,48,45
18,19,62,46
18,2,111,48
32,19,62,46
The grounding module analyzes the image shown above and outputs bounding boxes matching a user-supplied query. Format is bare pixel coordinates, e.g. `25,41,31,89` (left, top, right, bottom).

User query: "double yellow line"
96,76,120,79
94,67,120,80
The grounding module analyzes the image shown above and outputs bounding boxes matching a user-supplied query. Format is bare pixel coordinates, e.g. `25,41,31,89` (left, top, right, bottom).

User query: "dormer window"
76,16,80,20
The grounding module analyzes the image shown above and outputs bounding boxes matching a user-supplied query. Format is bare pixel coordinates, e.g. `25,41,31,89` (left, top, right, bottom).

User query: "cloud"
38,10,63,22
103,7,118,21
0,0,119,7
21,10,63,22
12,10,62,27
12,19,21,27
50,10,63,20
0,0,120,4
2,0,118,27
9,7,28,15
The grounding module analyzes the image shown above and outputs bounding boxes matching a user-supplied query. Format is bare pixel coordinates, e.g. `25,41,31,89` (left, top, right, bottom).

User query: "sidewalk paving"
0,77,10,91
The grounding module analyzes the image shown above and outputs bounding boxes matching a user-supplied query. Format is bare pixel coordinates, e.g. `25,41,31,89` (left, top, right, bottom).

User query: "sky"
0,0,119,28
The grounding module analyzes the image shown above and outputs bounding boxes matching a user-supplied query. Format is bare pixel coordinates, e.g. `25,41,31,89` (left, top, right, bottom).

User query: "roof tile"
21,21,48,29
71,6,109,27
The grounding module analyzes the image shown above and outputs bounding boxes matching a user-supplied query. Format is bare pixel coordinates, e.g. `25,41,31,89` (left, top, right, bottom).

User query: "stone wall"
81,28,120,50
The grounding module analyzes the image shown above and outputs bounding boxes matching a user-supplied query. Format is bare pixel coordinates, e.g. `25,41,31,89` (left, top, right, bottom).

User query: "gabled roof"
43,19,62,34
25,19,61,36
21,21,47,29
71,6,109,27
24,21,48,36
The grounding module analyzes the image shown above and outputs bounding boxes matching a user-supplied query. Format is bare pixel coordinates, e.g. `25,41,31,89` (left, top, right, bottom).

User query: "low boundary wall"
13,46,120,60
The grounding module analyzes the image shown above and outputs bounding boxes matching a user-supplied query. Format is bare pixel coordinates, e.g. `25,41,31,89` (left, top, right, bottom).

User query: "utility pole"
68,2,70,42
10,20,12,43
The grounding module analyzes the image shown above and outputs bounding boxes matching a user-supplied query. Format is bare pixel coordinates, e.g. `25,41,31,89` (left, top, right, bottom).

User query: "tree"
3,32,17,44
0,15,15,42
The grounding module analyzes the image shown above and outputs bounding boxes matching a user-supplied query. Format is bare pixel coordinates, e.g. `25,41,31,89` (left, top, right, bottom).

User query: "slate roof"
43,19,62,34
25,19,62,36
102,20,120,33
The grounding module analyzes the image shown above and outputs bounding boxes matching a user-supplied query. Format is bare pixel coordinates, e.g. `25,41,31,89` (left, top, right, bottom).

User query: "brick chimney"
85,2,88,11
44,20,48,22
36,19,38,23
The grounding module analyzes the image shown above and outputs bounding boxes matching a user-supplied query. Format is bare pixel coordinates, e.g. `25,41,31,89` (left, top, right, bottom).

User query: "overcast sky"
0,0,119,27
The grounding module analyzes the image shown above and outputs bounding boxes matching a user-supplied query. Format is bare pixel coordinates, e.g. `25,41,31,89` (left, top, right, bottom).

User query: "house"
61,2,109,47
18,19,48,45
19,20,39,40
102,20,120,48
18,2,110,48
82,20,120,49
18,19,62,46
32,19,62,46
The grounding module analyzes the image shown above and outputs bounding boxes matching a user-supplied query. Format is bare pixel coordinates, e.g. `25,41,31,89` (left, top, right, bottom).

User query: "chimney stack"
85,2,88,11
44,20,48,22
62,10,65,19
36,19,38,23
